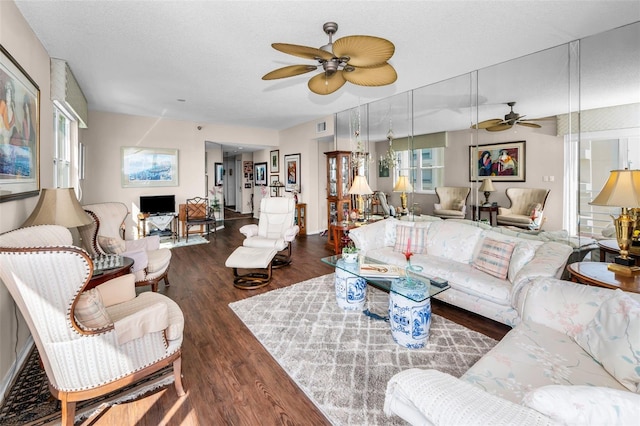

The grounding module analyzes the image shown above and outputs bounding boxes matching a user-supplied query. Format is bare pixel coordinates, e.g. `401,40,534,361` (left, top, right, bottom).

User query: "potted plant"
342,241,359,263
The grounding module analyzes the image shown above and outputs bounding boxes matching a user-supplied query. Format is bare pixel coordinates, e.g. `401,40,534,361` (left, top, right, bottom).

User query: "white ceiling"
15,0,640,134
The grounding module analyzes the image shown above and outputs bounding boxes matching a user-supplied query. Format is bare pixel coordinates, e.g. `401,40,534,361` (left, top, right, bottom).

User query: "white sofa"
384,277,640,425
348,218,573,326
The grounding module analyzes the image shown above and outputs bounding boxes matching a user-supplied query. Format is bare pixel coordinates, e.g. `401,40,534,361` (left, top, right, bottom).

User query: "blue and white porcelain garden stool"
334,258,367,310
388,272,431,349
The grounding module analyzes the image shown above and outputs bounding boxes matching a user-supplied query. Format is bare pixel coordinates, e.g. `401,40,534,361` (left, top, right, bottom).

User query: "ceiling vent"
50,58,88,128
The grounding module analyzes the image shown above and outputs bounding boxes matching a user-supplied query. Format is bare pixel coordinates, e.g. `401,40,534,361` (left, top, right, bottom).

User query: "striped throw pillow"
393,225,427,255
472,237,516,279
74,288,112,329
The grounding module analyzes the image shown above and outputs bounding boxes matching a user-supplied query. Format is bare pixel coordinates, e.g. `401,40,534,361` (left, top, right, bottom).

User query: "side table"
598,239,640,265
87,257,134,290
567,261,640,294
330,222,357,254
472,205,499,226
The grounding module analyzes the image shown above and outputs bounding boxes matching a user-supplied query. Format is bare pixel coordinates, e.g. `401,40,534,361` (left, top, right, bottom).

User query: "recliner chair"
80,202,172,292
496,187,550,230
239,197,299,267
433,187,471,219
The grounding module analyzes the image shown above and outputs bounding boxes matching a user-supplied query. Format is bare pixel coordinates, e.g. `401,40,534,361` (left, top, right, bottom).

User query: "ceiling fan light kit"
472,101,543,132
263,22,397,95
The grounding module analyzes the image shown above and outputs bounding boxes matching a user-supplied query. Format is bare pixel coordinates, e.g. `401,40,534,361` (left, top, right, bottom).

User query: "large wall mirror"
334,22,639,247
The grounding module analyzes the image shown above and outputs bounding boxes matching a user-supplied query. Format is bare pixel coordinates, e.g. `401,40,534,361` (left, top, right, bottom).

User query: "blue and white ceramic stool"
389,275,431,349
334,259,367,310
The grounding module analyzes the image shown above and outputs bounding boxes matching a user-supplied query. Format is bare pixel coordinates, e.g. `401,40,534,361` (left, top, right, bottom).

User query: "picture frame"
270,149,280,173
121,146,179,188
284,153,301,192
254,162,267,186
244,183,252,189
270,174,281,196
470,141,526,182
378,160,389,178
0,45,40,202
214,162,223,186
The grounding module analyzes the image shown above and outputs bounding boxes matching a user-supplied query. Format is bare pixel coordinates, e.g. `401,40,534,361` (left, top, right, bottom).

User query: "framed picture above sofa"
470,141,525,182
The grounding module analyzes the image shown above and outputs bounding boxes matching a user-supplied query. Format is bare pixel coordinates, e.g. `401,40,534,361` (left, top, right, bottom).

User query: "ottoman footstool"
225,246,278,290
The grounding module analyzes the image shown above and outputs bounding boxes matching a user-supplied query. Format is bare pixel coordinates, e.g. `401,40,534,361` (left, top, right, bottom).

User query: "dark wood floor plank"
85,217,508,425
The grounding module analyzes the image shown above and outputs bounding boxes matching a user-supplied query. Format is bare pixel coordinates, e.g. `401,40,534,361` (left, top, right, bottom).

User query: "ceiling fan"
472,102,542,132
262,22,397,95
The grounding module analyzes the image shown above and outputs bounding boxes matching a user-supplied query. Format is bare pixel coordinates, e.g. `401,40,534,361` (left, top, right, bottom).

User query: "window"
53,107,72,188
395,148,444,192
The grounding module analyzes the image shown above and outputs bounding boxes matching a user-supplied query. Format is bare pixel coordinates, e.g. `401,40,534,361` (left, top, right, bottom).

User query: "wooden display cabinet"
325,151,352,248
295,203,307,236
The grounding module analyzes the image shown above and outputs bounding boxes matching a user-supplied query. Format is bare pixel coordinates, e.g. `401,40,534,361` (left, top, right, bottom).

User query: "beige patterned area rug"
229,274,498,425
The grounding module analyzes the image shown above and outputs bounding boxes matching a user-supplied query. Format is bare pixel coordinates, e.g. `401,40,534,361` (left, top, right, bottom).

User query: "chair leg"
272,243,293,268
173,356,186,397
60,394,76,426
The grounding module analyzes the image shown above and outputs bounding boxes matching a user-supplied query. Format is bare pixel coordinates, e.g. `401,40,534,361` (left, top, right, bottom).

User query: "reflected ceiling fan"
472,102,542,132
262,22,397,95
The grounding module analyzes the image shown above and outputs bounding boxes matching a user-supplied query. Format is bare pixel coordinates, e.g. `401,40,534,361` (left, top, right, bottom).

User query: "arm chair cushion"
98,235,126,254
240,224,259,238
74,289,112,329
112,301,169,345
95,274,136,306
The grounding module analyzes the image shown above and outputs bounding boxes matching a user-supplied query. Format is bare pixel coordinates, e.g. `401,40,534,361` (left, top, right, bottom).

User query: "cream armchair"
80,202,171,291
433,186,470,219
239,197,299,267
0,225,185,426
497,188,550,230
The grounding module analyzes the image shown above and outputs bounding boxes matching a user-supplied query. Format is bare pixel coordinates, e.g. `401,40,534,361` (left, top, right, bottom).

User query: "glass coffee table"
321,254,450,349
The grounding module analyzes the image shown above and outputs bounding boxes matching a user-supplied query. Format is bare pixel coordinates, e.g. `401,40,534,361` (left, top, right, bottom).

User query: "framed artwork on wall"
470,141,526,182
0,44,40,202
284,153,301,192
214,162,223,186
270,150,279,173
121,147,179,187
254,162,267,186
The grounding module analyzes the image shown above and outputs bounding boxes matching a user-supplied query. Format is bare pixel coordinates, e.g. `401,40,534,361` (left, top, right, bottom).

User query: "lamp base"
608,262,640,276
614,256,636,267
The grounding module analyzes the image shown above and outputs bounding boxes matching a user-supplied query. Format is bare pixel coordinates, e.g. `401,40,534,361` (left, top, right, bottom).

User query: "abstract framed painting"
0,44,40,202
270,149,279,173
470,141,525,182
284,153,301,192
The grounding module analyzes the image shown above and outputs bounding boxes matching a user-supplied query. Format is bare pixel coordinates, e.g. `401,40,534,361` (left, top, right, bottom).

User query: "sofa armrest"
283,225,300,242
384,369,554,426
519,277,619,337
239,224,259,238
95,274,136,307
348,219,392,254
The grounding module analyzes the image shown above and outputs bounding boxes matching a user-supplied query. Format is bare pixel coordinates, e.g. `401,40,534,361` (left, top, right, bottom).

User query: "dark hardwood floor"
88,218,510,425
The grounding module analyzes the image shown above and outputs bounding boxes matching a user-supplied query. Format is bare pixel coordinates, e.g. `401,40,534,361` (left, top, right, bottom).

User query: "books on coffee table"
359,263,405,278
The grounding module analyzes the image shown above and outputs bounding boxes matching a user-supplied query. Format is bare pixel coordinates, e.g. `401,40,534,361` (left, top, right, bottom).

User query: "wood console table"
472,205,499,226
567,261,640,294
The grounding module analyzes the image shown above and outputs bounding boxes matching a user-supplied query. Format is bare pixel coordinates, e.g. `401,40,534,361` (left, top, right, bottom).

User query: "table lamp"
478,178,496,206
348,175,373,220
393,176,413,214
589,169,640,276
22,188,93,228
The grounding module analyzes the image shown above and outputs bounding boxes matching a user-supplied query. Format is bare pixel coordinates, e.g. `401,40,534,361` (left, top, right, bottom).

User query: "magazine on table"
359,263,405,278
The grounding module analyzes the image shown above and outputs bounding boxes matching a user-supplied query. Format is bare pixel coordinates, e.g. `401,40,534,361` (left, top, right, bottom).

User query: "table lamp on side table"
478,178,496,206
393,176,413,215
590,169,640,276
348,175,373,221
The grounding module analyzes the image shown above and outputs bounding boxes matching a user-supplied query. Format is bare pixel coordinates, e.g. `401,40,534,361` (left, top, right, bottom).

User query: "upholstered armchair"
375,191,393,217
497,188,550,230
433,186,471,219
80,202,171,292
0,225,185,426
239,197,299,267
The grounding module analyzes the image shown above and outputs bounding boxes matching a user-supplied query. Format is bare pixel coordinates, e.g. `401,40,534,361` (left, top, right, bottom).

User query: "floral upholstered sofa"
348,218,573,326
384,277,640,425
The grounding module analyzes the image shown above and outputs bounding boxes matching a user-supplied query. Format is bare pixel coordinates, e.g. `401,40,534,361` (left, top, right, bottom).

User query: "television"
140,195,175,215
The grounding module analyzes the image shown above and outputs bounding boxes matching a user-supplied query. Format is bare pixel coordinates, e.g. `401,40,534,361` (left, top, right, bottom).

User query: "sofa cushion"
475,231,543,283
462,321,629,403
522,385,640,425
426,221,483,263
74,288,112,329
574,290,640,392
393,224,427,255
472,237,516,280
98,235,126,254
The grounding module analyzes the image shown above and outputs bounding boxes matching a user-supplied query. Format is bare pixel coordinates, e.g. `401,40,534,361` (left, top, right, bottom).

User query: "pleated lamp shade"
590,169,640,207
22,188,93,228
348,175,373,195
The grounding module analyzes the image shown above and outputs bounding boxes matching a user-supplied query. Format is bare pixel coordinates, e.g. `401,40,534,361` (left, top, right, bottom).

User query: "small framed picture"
244,183,252,189
284,153,301,192
270,150,280,173
255,162,267,186
214,162,223,186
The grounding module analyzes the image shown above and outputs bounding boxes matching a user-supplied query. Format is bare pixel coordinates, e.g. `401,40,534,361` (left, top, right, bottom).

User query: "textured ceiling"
14,1,640,132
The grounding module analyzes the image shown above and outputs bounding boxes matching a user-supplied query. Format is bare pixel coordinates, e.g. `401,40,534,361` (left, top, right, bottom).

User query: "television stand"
137,212,178,243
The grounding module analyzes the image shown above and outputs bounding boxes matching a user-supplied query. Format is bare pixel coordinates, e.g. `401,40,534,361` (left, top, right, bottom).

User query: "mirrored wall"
334,21,639,246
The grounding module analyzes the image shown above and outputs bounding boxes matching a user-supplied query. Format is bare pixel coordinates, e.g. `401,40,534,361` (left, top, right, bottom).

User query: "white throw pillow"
507,242,539,283
522,385,640,425
98,235,126,254
574,290,640,392
74,288,112,329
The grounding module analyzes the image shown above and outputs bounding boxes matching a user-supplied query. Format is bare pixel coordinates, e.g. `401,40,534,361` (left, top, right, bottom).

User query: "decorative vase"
334,259,367,310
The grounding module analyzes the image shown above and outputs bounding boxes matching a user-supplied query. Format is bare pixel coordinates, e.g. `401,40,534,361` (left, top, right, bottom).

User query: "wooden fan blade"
333,35,395,67
517,122,542,129
486,123,514,132
262,65,318,80
272,43,334,61
343,63,397,87
308,71,346,95
471,119,503,129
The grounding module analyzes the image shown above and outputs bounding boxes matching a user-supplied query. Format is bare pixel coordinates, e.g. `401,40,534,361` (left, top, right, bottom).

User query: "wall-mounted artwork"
470,141,525,182
0,45,40,202
255,162,267,186
284,153,301,192
270,150,279,173
215,162,223,186
121,147,179,187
